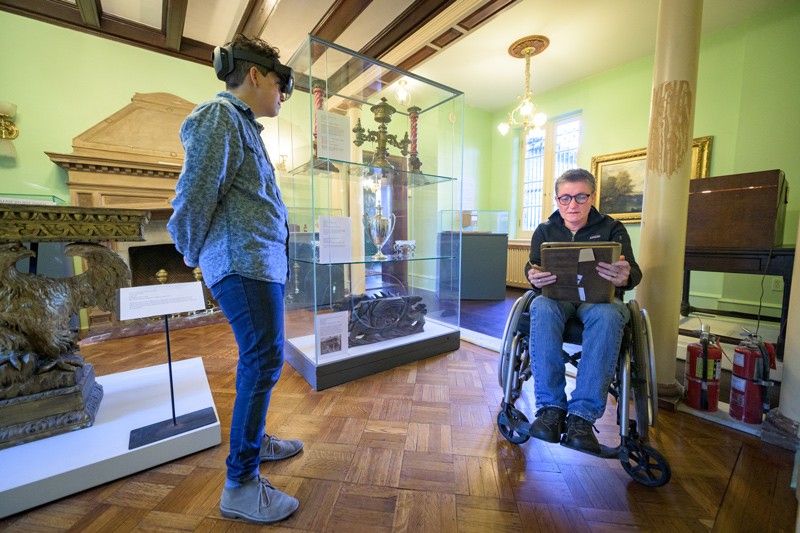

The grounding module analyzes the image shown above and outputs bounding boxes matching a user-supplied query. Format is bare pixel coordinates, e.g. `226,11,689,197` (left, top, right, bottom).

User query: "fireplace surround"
47,92,199,328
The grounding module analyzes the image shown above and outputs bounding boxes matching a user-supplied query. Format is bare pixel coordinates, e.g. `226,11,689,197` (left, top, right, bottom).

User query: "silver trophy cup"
363,200,396,261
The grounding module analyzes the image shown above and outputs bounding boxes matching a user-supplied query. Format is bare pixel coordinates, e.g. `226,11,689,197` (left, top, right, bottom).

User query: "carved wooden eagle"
0,242,130,370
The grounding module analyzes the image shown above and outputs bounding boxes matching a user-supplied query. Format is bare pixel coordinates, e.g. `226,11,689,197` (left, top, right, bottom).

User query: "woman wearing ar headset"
168,34,300,524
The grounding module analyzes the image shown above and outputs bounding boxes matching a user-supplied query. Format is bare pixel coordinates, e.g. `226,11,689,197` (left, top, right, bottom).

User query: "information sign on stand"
117,282,217,449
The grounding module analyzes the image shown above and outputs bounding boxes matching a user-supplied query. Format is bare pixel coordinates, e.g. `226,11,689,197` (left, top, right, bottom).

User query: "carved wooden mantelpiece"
46,92,195,211
0,204,150,243
42,92,192,329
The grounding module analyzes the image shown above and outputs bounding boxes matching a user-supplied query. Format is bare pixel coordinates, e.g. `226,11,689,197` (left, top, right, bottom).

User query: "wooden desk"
681,246,794,358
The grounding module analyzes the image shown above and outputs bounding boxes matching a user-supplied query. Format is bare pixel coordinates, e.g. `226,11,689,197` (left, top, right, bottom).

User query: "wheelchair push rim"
627,300,654,441
497,290,535,388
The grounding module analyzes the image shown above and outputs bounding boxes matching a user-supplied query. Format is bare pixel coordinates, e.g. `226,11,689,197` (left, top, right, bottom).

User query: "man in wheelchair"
525,168,642,454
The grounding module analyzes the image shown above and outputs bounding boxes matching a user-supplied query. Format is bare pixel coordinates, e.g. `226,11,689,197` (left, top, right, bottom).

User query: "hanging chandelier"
498,35,549,136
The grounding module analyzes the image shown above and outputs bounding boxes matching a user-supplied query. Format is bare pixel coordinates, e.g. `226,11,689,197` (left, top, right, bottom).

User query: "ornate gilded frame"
591,136,713,223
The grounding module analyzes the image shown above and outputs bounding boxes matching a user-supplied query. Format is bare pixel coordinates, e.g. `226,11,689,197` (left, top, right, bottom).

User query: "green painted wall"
485,1,799,315
0,11,220,201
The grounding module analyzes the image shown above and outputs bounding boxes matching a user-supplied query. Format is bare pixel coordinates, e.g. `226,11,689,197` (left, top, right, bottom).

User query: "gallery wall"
0,12,220,201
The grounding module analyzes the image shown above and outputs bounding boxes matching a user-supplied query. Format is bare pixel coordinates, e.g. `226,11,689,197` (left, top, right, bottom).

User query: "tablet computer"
540,241,622,303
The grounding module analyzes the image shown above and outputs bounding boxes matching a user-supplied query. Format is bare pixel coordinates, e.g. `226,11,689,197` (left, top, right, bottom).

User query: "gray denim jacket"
167,92,289,288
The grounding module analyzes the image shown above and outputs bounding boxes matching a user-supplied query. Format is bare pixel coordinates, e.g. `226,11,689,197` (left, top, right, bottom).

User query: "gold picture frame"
591,136,712,223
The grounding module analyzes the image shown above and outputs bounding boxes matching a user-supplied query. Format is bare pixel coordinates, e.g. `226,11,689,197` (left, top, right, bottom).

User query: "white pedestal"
0,357,221,519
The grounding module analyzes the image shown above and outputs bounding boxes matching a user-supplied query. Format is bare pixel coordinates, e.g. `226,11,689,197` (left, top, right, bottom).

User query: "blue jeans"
210,275,285,483
529,296,629,423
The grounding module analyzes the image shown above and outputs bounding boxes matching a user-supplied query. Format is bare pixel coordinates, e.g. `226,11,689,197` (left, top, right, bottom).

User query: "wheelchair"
497,291,671,487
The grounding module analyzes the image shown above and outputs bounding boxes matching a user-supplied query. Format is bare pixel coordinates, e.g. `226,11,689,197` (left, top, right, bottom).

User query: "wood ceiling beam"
0,0,212,65
75,0,100,28
360,0,455,60
311,0,372,42
238,0,280,39
164,0,188,51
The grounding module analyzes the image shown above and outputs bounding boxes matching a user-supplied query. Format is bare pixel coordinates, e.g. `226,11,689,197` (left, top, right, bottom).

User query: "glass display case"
439,210,509,233
276,36,463,390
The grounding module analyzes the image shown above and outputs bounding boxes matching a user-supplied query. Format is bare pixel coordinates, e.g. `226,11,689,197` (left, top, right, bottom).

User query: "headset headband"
212,44,294,100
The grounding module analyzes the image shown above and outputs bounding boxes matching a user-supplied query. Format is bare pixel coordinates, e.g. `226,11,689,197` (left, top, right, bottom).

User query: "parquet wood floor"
1,322,797,532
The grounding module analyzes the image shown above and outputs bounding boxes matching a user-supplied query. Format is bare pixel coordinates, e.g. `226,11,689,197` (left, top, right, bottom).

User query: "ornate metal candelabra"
352,97,411,170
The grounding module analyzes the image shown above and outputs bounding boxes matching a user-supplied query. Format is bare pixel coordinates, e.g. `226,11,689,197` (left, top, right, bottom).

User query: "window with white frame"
518,115,582,237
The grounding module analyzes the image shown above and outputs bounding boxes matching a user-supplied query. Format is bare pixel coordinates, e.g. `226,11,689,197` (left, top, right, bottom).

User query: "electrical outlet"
771,278,785,292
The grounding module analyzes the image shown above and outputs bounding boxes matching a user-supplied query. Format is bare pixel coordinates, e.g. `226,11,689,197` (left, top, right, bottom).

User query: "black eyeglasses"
556,193,592,206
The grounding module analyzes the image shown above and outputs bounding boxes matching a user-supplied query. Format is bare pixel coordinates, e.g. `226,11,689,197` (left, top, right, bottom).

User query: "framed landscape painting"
591,136,712,223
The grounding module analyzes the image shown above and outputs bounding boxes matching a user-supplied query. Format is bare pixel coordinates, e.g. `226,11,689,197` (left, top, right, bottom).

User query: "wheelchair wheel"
627,300,652,439
497,290,535,388
497,407,531,444
620,442,671,487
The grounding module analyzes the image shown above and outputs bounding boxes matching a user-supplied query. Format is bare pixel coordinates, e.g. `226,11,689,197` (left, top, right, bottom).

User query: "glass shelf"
290,253,456,265
289,158,456,188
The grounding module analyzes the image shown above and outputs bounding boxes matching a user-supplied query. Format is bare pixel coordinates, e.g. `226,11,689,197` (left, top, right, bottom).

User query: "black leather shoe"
560,414,601,455
530,407,566,443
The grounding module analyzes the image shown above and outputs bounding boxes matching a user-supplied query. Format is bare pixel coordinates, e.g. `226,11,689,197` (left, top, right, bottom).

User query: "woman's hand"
597,254,631,287
527,263,556,289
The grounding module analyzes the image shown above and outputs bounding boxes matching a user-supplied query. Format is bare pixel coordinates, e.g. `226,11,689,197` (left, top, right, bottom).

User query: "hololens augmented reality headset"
212,44,294,100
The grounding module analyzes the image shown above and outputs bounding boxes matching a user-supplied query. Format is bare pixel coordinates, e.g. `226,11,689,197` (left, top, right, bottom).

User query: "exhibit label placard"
117,282,206,320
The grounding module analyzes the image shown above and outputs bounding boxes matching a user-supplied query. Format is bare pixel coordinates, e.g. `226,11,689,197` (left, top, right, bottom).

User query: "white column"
636,0,703,402
762,213,800,449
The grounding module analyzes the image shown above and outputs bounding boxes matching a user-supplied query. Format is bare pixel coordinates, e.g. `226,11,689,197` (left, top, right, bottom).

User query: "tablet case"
540,241,621,303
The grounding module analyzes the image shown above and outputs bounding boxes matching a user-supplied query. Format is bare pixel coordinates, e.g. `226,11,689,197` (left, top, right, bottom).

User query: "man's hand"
597,254,631,287
527,263,556,289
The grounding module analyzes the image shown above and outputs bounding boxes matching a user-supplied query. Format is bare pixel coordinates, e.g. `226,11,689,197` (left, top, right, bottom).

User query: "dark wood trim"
237,0,278,39
0,0,84,26
164,0,188,51
360,0,456,60
312,0,373,41
75,0,100,28
397,45,437,72
457,0,518,31
431,28,462,49
0,0,212,65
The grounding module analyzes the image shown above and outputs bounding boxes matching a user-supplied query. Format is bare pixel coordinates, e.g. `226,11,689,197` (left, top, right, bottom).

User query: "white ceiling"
4,0,788,113
417,0,787,111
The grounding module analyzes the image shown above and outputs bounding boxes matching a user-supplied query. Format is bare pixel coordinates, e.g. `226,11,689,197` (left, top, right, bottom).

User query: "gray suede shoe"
220,476,298,524
259,434,304,462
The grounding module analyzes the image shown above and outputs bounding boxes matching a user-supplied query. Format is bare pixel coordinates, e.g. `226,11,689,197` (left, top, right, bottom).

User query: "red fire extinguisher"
729,333,776,424
684,324,722,412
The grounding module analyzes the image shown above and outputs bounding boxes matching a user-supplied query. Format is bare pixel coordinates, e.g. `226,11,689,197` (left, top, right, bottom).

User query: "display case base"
285,322,460,390
0,357,220,519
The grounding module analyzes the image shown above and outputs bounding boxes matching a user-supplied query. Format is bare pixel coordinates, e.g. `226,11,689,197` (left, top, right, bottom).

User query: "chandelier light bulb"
533,112,547,127
393,79,411,107
519,100,533,120
497,122,510,136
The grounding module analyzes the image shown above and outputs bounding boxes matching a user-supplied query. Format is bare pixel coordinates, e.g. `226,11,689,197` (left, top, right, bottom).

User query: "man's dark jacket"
526,206,642,300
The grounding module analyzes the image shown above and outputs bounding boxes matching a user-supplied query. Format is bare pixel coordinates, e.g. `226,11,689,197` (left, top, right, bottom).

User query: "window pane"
554,119,581,179
518,116,582,234
522,130,545,231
